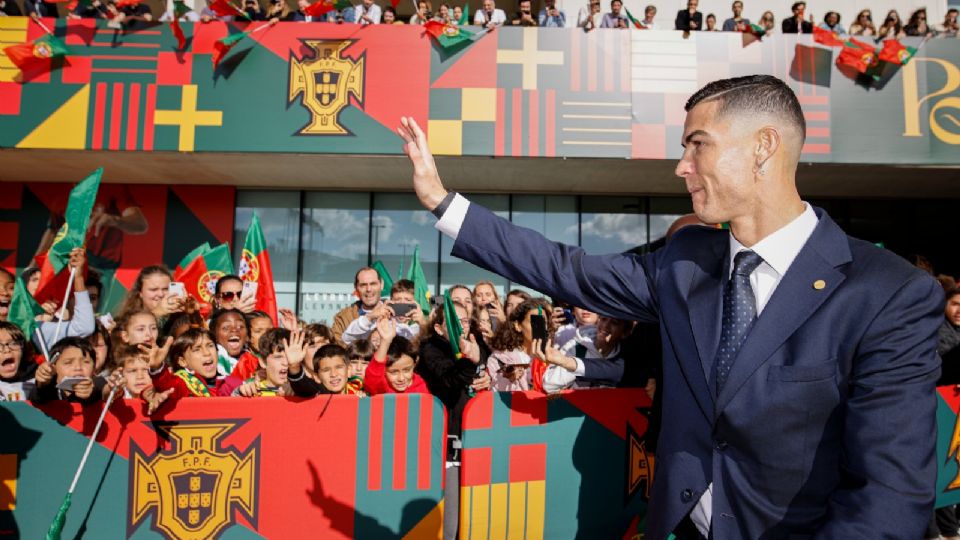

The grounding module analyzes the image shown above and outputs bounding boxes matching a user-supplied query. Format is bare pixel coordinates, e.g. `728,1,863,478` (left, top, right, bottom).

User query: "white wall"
556,0,949,30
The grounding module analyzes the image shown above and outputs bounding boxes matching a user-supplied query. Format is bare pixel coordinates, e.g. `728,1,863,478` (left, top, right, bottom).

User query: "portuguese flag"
170,0,192,51
175,242,211,274
3,33,70,74
813,26,845,47
837,39,878,74
208,0,245,17
33,168,102,306
371,260,394,293
304,0,350,18
9,277,44,343
424,21,474,50
405,245,431,315
458,2,469,25
212,29,252,69
879,39,916,65
174,242,234,313
239,213,277,324
624,7,643,29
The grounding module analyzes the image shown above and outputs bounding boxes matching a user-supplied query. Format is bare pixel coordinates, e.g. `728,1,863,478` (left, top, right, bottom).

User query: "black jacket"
674,9,702,31
416,334,484,437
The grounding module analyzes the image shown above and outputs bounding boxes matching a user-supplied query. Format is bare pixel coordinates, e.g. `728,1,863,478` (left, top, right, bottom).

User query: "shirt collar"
728,202,819,277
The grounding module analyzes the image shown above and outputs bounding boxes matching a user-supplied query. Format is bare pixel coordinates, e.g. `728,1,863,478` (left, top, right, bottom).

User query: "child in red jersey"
363,318,428,396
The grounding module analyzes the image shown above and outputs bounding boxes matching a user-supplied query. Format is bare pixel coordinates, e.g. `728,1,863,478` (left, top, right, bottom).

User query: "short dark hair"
210,308,249,334
386,336,417,367
314,343,347,371
0,321,27,352
347,339,375,362
50,336,95,364
214,274,243,296
112,343,146,370
947,287,960,302
791,2,805,11
685,75,806,140
305,323,333,343
170,328,217,369
391,279,415,297
259,328,290,356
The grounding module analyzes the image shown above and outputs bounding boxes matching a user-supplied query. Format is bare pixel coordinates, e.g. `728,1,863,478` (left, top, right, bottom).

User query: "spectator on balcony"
781,1,812,34
409,0,430,24
1,0,22,16
819,11,845,36
600,0,626,29
24,0,60,19
382,5,401,23
674,0,702,31
705,13,717,31
634,4,655,29
474,0,505,28
159,0,200,21
849,9,875,36
451,4,462,24
758,10,775,35
69,0,110,21
262,0,288,21
242,0,264,20
433,3,450,23
576,0,600,30
355,0,381,24
904,8,933,37
538,0,564,27
119,0,153,29
876,9,905,40
721,1,749,32
285,0,318,20
934,8,958,37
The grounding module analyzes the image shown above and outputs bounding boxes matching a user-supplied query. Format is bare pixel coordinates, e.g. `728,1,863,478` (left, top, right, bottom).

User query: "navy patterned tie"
715,250,764,392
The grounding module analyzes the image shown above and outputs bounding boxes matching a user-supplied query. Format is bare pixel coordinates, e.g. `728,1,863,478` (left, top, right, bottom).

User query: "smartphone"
391,302,417,317
242,281,259,299
57,376,90,392
169,281,186,298
486,304,499,332
530,314,548,354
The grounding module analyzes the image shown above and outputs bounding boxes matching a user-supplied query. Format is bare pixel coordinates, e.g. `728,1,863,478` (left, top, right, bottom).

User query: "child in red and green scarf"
150,328,242,399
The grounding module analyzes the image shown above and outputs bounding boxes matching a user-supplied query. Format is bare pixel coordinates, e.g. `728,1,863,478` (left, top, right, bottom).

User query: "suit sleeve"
581,355,625,385
450,202,660,323
816,275,943,538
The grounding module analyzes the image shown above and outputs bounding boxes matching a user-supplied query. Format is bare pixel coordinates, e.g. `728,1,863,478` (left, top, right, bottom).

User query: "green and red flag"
837,39,879,74
424,20,475,50
175,242,211,274
174,242,234,313
457,2,469,25
212,29,252,69
170,0,192,50
878,39,916,65
405,245,431,315
442,288,463,359
303,0,350,18
239,213,278,324
33,168,101,306
813,26,845,47
8,277,44,342
742,22,765,39
624,7,643,29
208,0,245,17
371,260,394,294
2,33,70,74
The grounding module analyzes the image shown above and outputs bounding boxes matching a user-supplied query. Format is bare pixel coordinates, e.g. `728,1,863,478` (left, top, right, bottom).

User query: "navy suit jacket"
450,202,943,539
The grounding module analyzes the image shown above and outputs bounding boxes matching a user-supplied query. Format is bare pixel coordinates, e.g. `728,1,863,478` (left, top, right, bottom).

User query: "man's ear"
755,126,782,174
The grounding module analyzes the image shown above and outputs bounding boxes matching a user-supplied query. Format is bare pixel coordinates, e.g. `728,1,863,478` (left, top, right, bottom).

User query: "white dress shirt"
473,8,506,26
356,2,381,24
690,202,819,537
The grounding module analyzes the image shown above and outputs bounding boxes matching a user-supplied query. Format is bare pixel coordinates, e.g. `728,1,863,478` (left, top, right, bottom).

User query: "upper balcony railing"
1,17,957,165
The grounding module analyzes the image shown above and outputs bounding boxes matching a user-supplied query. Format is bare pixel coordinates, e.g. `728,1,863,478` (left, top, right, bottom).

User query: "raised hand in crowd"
279,308,299,330
141,387,174,414
459,333,481,363
140,336,173,371
284,328,308,370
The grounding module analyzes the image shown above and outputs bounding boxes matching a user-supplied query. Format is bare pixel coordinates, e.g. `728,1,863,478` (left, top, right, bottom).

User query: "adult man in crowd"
782,1,813,33
675,0,702,31
721,0,749,32
473,0,505,28
355,0,381,25
511,0,536,26
397,73,942,538
331,267,384,345
600,0,626,29
638,4,656,29
538,0,565,28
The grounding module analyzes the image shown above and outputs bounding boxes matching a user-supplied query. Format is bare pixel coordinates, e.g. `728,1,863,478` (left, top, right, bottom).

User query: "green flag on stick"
443,288,464,358
405,245,431,315
9,277,44,340
371,260,394,293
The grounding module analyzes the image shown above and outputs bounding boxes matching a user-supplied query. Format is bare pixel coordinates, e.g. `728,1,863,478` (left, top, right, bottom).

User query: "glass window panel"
440,194,510,298
372,192,440,300
234,191,301,315
299,192,370,324
579,196,647,255
508,195,578,298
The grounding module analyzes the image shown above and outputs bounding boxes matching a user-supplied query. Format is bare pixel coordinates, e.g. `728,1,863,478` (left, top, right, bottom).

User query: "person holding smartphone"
341,279,424,345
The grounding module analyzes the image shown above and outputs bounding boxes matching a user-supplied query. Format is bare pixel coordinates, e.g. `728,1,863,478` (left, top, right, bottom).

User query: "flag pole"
46,385,121,540
32,16,54,36
51,266,77,345
34,327,51,363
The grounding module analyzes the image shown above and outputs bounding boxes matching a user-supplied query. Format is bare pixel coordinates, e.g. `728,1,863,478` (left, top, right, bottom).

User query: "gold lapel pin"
813,279,826,290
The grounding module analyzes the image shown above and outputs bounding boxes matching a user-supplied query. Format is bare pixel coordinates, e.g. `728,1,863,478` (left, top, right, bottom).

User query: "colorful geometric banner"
936,386,960,508
0,394,446,538
460,389,654,538
1,19,956,165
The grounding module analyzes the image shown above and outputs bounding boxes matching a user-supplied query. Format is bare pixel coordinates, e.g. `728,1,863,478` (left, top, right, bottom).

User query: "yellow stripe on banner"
0,454,17,510
470,485,490,540
507,482,527,540
0,56,16,69
489,483,508,539
0,17,29,30
0,29,27,42
460,486,471,538
525,481,546,540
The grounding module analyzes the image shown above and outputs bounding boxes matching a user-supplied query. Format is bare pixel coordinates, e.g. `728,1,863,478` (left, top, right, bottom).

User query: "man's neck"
729,197,805,248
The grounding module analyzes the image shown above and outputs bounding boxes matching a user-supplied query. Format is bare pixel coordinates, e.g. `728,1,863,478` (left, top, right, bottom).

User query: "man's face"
348,359,369,378
519,0,529,13
676,100,758,225
0,272,11,321
545,0,554,8
317,355,347,393
793,3,805,17
644,7,654,19
362,0,372,8
450,287,473,316
732,1,741,16
595,317,630,356
482,0,493,11
687,0,697,10
611,1,621,15
297,0,308,9
355,269,383,309
946,295,960,326
216,278,244,310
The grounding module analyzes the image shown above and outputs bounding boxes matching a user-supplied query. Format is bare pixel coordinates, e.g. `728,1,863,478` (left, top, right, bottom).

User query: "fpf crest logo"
129,421,259,539
288,40,365,135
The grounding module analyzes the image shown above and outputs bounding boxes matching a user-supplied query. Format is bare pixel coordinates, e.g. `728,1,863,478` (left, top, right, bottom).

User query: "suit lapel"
715,211,851,415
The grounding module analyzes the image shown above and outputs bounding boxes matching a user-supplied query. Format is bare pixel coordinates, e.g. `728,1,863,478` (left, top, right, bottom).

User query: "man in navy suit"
397,75,943,538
